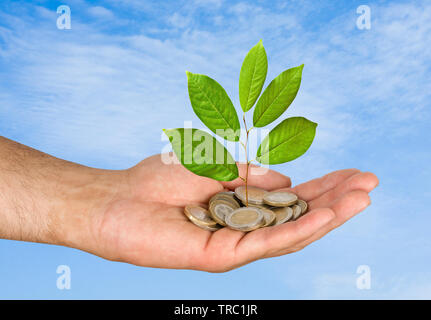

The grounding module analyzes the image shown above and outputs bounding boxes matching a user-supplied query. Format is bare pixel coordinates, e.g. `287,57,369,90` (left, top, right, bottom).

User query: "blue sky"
0,0,430,299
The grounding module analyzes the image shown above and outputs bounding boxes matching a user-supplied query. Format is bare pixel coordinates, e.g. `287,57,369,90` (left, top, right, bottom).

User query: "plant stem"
242,114,250,207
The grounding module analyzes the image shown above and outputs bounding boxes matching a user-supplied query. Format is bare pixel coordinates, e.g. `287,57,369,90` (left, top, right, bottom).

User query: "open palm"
94,153,378,272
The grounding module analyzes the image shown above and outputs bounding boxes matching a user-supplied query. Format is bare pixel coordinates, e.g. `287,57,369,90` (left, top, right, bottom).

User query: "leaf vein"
259,128,307,158
191,78,234,130
255,67,301,125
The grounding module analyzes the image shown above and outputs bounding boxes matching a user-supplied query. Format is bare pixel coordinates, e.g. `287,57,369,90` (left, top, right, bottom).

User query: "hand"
90,153,379,272
0,138,379,272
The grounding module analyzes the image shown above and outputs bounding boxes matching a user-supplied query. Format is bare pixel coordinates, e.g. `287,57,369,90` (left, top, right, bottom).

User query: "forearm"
0,136,127,252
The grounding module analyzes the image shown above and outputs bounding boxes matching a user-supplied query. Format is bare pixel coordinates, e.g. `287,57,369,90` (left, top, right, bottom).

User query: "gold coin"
263,191,298,207
184,205,218,227
272,206,293,225
234,186,268,205
225,207,264,232
297,199,308,214
291,204,302,220
209,199,237,226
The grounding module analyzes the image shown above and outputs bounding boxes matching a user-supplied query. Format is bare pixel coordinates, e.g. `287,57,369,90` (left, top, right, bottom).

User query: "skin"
0,136,379,273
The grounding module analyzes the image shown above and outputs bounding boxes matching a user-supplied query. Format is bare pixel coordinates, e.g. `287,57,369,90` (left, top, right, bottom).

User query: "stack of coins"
183,186,308,232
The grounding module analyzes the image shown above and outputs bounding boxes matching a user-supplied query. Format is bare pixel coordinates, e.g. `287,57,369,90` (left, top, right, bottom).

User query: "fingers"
276,169,360,201
194,226,252,272
235,207,335,261
308,171,379,210
221,163,291,191
330,190,372,223
202,169,378,271
290,190,372,252
238,186,374,261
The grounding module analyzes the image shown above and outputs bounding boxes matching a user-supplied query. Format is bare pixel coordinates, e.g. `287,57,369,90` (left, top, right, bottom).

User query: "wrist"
0,136,131,253
49,166,131,254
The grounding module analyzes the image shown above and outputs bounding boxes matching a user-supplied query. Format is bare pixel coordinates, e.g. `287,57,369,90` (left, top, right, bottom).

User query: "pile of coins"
183,186,308,232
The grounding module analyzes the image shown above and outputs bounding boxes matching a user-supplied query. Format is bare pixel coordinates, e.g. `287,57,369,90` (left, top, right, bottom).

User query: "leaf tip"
256,39,265,51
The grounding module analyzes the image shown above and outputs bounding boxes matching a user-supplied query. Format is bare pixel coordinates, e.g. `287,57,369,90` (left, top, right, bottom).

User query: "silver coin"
184,205,218,227
291,204,302,220
259,207,276,227
263,191,298,207
243,203,272,209
209,191,233,202
272,206,294,225
209,192,241,208
234,186,268,205
209,199,237,226
297,199,308,214
225,207,264,232
190,219,222,232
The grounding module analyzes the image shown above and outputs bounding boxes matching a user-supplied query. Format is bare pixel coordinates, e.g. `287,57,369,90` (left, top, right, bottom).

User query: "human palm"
95,153,378,272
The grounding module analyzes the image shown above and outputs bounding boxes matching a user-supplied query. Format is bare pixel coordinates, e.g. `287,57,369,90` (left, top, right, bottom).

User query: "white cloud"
0,1,429,175
193,0,224,8
0,0,430,300
167,12,191,29
87,6,114,19
228,2,256,15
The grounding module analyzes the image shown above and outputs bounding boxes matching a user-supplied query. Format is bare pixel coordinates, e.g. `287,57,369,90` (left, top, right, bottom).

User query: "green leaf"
163,128,239,181
239,40,268,112
256,117,317,165
186,71,240,142
253,64,304,127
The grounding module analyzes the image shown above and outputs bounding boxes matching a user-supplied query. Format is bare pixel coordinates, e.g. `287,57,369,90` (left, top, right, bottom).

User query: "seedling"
164,40,317,206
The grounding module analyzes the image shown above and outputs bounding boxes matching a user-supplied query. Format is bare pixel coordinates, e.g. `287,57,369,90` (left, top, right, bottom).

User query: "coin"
263,191,298,207
190,219,222,232
209,192,241,208
232,194,246,206
259,207,276,227
225,207,264,232
209,199,237,226
209,191,231,201
184,205,218,227
234,186,268,205
297,199,308,214
185,187,305,232
243,203,272,209
291,204,302,220
272,206,293,225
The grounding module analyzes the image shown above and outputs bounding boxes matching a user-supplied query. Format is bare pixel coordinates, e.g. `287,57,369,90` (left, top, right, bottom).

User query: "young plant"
164,40,317,206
